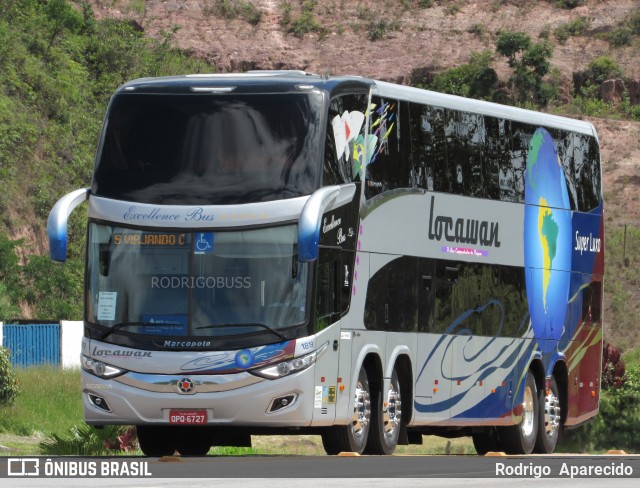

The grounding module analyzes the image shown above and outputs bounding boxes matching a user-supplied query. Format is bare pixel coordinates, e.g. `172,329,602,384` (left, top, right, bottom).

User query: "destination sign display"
113,233,187,246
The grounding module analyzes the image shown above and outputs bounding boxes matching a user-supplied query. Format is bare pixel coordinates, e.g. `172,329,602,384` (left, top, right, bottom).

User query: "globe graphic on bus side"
524,128,572,353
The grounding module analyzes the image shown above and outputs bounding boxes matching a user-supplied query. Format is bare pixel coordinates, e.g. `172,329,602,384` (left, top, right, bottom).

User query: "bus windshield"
92,92,323,205
86,223,309,340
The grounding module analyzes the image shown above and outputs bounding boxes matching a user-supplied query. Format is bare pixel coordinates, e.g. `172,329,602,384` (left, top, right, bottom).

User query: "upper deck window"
92,93,323,205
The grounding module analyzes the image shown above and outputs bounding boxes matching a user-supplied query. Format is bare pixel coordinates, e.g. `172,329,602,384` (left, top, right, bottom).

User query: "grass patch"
0,366,82,437
624,347,640,370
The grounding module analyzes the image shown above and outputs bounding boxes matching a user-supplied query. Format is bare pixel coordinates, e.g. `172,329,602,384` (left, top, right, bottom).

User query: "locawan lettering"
428,196,501,248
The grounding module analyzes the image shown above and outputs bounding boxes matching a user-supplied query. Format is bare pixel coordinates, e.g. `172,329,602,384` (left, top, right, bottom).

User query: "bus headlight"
252,349,318,379
81,355,127,379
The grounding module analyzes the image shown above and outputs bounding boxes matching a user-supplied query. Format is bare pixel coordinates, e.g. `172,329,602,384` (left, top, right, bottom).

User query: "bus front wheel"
321,365,371,455
136,425,176,457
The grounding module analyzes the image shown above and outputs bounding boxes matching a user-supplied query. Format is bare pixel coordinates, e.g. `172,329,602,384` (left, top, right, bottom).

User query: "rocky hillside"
87,0,640,83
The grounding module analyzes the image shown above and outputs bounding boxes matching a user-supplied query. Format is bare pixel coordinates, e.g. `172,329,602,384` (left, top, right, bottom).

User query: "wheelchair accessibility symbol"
194,232,214,254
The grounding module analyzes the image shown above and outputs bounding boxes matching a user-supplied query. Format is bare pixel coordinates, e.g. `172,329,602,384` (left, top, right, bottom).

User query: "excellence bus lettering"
123,206,180,222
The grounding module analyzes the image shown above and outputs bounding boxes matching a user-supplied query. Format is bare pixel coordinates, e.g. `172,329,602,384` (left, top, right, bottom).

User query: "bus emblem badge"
177,377,195,394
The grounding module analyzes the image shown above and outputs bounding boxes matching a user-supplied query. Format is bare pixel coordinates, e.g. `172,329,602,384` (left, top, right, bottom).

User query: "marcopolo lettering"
163,340,212,348
92,347,151,358
428,196,501,248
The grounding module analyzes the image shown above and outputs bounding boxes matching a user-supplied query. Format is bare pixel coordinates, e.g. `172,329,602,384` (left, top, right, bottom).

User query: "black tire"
175,427,212,456
136,425,176,457
321,366,371,455
472,428,500,455
365,369,402,455
498,371,539,454
534,376,561,454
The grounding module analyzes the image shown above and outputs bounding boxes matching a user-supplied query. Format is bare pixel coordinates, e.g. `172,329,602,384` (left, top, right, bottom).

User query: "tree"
43,0,83,58
430,50,498,100
496,31,554,105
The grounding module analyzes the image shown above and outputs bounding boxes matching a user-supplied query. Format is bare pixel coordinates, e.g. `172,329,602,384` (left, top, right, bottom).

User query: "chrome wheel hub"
544,390,561,436
351,381,371,438
522,384,535,437
383,381,402,437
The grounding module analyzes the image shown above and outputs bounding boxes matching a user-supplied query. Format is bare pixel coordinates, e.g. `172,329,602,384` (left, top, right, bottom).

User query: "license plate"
169,409,208,425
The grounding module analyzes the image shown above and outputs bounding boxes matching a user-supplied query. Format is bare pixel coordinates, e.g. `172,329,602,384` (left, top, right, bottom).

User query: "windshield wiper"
195,323,288,341
101,321,176,340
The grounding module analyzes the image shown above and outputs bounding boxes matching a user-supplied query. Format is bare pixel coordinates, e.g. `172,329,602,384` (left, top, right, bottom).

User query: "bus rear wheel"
498,371,539,454
472,428,500,455
321,366,371,455
136,425,176,457
366,368,402,455
534,376,561,454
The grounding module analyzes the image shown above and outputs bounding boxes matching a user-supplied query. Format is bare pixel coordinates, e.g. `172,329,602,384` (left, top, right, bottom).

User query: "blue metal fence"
3,323,61,367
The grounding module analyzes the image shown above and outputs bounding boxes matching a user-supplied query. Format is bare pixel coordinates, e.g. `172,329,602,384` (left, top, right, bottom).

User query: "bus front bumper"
81,367,315,427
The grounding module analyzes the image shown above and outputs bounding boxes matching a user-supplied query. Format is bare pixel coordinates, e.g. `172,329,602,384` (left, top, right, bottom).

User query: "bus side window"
315,248,351,330
444,109,485,198
582,281,602,324
507,122,529,203
408,103,437,192
364,256,417,332
553,128,578,211
365,98,410,199
575,136,602,212
324,94,368,186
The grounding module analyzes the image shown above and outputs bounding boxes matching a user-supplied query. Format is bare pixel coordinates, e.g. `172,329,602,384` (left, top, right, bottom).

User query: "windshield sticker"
194,232,214,254
140,315,188,335
97,291,117,321
332,110,365,163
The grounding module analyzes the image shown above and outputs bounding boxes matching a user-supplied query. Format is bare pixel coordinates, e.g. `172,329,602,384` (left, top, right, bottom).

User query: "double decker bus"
48,71,604,456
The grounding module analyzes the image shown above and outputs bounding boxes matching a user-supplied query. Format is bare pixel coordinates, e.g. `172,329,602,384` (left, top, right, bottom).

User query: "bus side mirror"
298,184,356,262
47,188,90,262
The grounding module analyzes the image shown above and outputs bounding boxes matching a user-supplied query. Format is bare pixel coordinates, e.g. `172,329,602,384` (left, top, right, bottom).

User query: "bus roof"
374,80,597,137
116,71,374,97
115,71,597,138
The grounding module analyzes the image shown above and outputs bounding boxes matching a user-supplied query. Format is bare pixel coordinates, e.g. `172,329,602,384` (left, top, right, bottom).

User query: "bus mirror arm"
298,183,356,262
47,188,90,262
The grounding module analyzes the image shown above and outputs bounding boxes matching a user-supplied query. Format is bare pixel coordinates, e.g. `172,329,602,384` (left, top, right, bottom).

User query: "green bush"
561,367,640,453
556,0,585,8
289,1,322,38
429,50,497,100
205,0,262,25
367,19,400,41
39,424,135,455
608,27,632,47
554,17,590,44
0,347,20,406
585,56,624,86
